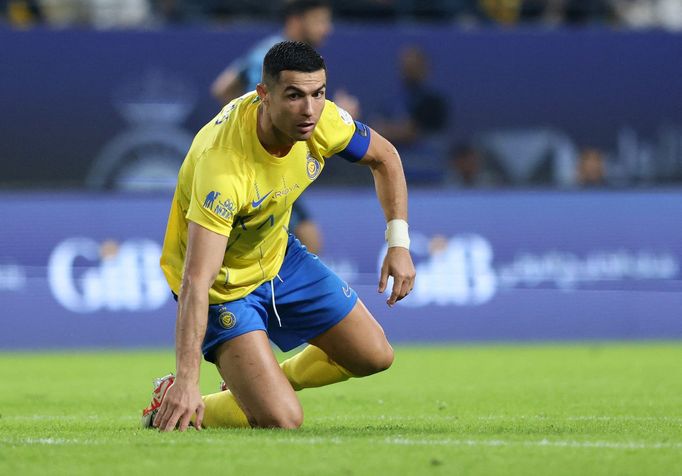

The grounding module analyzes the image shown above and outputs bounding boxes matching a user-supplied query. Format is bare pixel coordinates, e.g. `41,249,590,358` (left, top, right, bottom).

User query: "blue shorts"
201,234,358,363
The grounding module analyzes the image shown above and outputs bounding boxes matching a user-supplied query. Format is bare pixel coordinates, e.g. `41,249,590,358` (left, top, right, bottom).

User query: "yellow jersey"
160,92,357,303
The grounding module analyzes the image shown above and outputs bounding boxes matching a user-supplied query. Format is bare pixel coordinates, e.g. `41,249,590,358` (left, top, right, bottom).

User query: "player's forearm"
369,145,409,222
174,282,210,383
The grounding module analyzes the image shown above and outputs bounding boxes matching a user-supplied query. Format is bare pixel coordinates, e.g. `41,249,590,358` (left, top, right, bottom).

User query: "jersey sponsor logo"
272,183,300,199
203,191,221,209
251,190,273,208
218,308,237,329
337,106,353,125
214,198,235,220
204,191,235,219
341,281,352,298
306,152,321,180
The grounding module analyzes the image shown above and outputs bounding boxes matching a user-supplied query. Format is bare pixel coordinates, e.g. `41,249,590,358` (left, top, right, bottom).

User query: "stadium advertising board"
0,190,680,349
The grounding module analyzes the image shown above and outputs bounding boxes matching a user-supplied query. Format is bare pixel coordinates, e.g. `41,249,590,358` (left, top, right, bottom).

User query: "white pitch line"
383,438,682,450
3,436,681,451
314,414,682,423
5,414,680,422
4,414,682,427
566,416,682,423
477,415,682,423
1,415,134,422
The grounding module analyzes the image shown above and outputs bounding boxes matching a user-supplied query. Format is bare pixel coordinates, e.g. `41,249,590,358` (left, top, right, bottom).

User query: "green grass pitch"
1,344,681,475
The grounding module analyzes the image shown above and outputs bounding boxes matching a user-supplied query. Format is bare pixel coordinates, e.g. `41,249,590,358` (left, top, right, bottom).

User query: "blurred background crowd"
3,0,682,30
2,0,682,192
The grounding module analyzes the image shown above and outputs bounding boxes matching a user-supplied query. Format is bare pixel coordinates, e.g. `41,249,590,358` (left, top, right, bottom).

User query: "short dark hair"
281,0,330,20
262,41,326,85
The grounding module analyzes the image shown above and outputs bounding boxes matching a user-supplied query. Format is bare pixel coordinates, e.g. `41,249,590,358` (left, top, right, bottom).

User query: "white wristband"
385,219,410,250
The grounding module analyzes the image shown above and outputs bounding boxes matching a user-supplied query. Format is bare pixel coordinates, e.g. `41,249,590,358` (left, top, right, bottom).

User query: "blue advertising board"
1,190,680,349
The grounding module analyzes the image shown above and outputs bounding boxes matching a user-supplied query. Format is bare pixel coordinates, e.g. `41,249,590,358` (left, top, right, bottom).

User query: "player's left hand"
378,246,416,307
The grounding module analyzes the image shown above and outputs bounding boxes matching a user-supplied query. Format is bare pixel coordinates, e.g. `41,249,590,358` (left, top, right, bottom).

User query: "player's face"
267,69,326,142
299,7,333,47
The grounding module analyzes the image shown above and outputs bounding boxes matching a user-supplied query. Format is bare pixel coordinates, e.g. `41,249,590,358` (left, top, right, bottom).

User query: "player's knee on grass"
348,341,394,377
252,399,303,429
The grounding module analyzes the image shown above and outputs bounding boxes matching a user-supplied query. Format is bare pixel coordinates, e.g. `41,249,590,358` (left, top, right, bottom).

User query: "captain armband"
337,121,371,162
385,219,410,250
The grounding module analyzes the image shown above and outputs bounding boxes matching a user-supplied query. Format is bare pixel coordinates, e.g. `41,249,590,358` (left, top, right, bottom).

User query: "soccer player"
211,0,338,255
142,41,415,431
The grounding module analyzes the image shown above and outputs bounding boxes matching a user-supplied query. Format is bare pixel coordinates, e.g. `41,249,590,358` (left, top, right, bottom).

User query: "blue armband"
337,121,371,162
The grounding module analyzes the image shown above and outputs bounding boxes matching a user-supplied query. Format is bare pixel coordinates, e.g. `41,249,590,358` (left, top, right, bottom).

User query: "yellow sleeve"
312,100,356,158
186,148,248,237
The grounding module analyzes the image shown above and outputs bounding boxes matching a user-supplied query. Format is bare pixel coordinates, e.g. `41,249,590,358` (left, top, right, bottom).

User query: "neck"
257,104,294,157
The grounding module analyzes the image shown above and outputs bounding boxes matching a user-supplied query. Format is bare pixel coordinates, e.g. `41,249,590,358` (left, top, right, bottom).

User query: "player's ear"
256,83,268,104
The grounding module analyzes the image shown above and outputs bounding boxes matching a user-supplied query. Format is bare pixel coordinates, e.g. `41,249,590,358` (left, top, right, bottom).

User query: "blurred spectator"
478,0,522,25
576,147,608,187
611,0,682,31
330,0,396,21
4,0,43,26
371,45,449,184
372,46,448,145
520,0,614,25
151,0,194,25
87,0,152,29
477,0,615,26
36,0,152,28
38,0,85,26
446,143,507,188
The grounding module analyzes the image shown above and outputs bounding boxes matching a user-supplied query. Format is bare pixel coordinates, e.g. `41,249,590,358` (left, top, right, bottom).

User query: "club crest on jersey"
218,309,237,329
306,152,321,180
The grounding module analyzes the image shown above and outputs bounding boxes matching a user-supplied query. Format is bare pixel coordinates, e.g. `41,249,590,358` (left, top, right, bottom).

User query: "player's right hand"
154,378,205,432
378,246,416,307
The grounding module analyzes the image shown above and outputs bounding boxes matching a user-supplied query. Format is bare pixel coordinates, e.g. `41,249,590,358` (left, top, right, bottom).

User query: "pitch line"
382,438,682,450
3,436,681,451
4,414,682,425
477,415,682,423
4,414,681,425
315,415,682,423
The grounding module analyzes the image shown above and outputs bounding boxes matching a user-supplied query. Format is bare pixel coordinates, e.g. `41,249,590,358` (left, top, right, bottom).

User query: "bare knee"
351,342,394,377
252,402,303,429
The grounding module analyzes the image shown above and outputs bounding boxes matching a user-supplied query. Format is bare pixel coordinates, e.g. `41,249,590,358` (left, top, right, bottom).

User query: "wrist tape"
385,219,410,250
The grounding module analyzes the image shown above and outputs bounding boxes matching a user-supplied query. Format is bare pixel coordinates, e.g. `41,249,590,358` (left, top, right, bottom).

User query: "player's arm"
211,66,246,106
155,222,228,432
356,128,416,306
